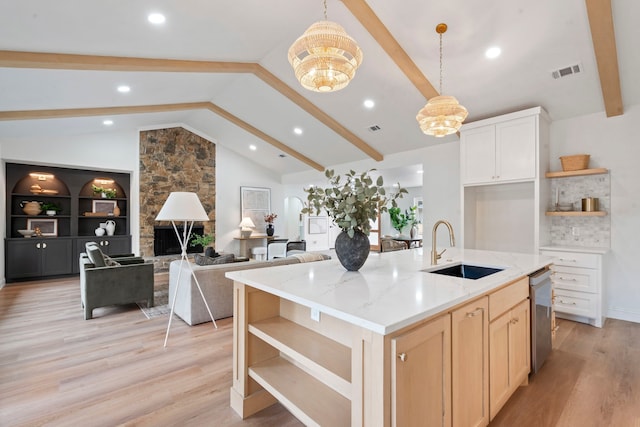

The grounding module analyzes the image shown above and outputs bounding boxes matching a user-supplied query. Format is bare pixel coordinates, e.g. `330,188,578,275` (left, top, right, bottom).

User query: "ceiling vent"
551,63,582,79
367,124,382,132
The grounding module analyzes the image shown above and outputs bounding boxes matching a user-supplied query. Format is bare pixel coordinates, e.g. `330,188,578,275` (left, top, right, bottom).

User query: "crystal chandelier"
416,23,468,137
288,0,363,92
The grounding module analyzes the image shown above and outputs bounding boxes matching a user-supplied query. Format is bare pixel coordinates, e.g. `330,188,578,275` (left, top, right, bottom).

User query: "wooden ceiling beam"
585,0,623,117
341,0,439,100
0,50,381,162
0,50,254,73
0,101,325,172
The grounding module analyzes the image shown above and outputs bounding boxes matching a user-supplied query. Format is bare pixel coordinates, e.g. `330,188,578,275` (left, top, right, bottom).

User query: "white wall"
551,104,640,323
215,145,284,255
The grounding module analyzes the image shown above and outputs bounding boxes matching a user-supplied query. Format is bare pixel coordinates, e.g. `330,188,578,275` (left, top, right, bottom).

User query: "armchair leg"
85,307,93,320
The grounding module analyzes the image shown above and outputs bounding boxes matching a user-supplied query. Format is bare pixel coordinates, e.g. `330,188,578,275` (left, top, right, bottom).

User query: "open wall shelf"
545,168,608,178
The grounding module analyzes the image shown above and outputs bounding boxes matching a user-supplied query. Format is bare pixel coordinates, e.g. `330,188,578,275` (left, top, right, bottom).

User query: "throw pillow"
195,253,235,266
85,242,106,267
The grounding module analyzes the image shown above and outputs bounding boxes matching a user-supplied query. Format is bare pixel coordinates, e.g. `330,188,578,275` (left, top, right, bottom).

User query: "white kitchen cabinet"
461,115,537,185
540,247,607,328
460,107,551,253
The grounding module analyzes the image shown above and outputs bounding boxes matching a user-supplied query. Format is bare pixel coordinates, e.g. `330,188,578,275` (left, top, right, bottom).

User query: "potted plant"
91,184,117,199
40,201,62,216
389,206,409,236
264,213,277,236
189,233,216,258
407,205,421,238
302,169,406,271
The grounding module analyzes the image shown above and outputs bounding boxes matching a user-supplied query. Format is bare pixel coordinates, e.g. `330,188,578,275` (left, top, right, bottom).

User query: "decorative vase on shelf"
334,230,370,271
105,220,116,236
21,201,41,216
266,223,274,236
410,225,418,239
95,227,105,236
113,203,120,217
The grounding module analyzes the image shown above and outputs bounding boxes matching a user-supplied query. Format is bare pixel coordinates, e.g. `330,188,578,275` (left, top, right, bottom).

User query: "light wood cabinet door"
452,297,489,427
392,314,452,427
489,299,531,420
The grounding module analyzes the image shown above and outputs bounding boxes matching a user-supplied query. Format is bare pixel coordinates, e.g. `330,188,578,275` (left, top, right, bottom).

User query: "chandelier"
416,23,468,137
288,0,363,92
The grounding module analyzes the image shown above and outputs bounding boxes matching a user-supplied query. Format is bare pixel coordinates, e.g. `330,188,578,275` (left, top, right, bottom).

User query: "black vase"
266,223,274,236
334,230,371,271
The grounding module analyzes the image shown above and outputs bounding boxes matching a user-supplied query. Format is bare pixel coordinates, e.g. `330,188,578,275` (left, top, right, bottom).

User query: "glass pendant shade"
288,20,363,92
416,95,469,137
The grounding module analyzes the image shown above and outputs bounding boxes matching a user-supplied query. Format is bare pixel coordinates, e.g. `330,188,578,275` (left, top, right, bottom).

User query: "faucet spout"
431,220,456,265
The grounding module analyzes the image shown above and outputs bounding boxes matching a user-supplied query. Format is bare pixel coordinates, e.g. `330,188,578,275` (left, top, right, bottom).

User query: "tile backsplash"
549,173,610,247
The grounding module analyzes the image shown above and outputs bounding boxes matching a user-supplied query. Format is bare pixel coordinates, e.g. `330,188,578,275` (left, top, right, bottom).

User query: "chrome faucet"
431,220,456,265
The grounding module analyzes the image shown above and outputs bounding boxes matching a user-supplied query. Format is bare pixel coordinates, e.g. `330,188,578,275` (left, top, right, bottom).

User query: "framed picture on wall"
241,186,271,231
27,218,58,237
308,216,328,234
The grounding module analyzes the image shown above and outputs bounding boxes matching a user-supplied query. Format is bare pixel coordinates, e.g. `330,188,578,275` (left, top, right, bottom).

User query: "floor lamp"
156,192,217,348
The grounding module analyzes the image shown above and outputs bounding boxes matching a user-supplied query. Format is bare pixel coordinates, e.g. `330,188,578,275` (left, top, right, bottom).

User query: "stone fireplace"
139,127,216,263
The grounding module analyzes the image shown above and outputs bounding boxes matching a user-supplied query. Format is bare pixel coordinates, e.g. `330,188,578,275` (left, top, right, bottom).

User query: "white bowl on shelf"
557,203,574,212
18,229,35,238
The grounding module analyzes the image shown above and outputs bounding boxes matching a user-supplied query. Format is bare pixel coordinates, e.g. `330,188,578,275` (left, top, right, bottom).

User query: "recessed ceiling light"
103,119,114,126
293,127,303,135
249,144,257,151
363,99,375,109
117,85,130,93
485,46,501,59
148,13,166,24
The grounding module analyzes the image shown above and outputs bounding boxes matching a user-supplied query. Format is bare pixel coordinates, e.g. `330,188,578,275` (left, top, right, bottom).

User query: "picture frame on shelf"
27,218,58,237
92,200,117,215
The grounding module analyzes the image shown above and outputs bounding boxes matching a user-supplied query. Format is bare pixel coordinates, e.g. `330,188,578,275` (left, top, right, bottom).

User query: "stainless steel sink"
424,263,504,280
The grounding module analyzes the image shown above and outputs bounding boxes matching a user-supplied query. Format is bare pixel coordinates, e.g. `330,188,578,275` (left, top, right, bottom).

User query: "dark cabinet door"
5,239,42,279
41,239,73,276
5,238,73,280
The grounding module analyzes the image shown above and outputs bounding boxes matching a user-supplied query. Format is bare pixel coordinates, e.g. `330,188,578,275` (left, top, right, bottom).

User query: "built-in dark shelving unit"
5,162,132,282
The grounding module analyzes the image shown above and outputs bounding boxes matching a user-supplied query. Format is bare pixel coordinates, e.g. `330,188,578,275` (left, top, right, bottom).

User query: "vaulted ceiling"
0,0,637,177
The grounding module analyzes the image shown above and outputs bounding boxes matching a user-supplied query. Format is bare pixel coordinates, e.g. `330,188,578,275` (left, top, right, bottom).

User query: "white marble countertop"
226,248,554,335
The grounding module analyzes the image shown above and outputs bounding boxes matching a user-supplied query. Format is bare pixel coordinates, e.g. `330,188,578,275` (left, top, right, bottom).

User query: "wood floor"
1,276,639,427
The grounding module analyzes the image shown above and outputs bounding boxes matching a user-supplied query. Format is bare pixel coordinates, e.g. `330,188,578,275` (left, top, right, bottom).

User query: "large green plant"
302,169,407,238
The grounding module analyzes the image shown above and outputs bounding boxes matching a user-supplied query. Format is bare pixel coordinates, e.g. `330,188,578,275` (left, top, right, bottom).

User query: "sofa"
169,252,331,325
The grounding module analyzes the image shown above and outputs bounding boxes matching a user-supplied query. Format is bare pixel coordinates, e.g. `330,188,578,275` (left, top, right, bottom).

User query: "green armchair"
80,243,154,320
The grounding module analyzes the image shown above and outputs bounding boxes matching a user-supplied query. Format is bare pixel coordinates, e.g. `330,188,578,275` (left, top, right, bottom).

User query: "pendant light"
416,23,468,137
288,0,363,92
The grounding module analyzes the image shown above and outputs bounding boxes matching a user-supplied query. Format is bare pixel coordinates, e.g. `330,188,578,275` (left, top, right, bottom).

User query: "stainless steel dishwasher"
529,267,552,373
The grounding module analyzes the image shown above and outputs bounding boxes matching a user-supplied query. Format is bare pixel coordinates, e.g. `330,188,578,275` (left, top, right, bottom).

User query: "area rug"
138,283,171,319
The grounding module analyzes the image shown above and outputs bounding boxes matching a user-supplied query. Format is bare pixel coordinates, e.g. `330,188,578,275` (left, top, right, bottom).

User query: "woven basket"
560,154,590,171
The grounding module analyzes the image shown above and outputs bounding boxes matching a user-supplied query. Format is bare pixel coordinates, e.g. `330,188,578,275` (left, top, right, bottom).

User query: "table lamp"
239,217,255,238
156,192,217,347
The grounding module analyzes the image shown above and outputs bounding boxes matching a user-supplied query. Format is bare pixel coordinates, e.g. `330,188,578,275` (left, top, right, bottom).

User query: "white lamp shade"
238,217,256,229
155,192,209,222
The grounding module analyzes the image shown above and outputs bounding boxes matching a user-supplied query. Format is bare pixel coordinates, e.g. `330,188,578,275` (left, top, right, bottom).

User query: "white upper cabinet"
461,114,538,186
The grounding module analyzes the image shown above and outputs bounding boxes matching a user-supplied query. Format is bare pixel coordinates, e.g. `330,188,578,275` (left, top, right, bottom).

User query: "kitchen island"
227,248,553,426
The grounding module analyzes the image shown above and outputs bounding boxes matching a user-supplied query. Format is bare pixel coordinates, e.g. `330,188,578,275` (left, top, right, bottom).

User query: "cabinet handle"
466,307,484,318
42,243,47,249
398,353,407,362
558,276,577,281
558,299,577,306
558,258,577,263
36,243,41,249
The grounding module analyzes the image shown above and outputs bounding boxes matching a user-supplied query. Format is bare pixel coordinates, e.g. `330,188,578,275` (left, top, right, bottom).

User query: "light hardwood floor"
1,275,639,427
